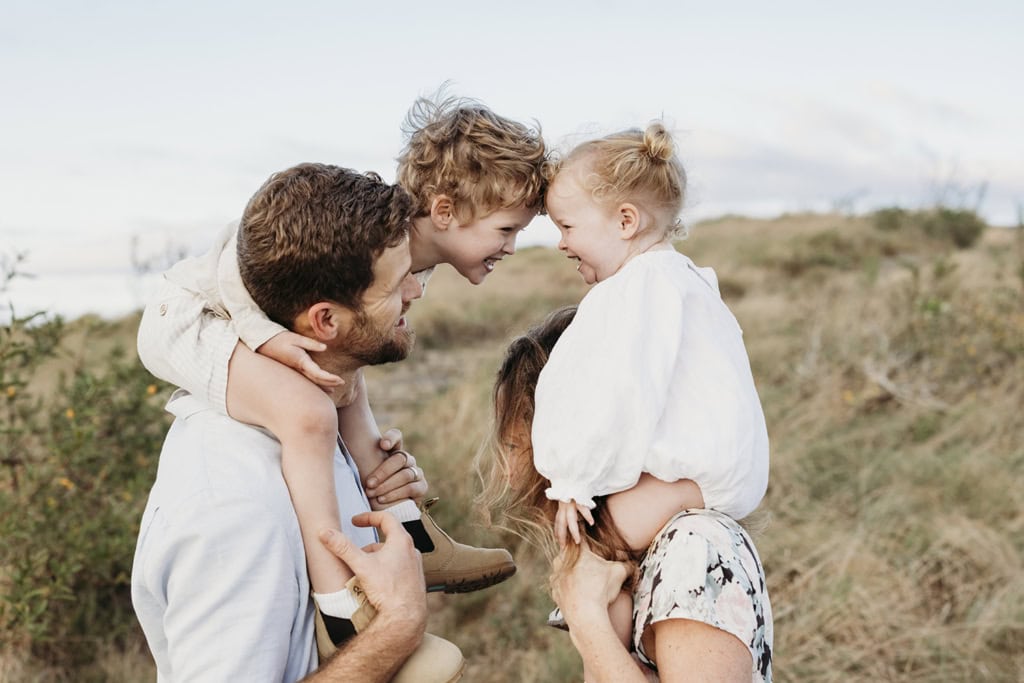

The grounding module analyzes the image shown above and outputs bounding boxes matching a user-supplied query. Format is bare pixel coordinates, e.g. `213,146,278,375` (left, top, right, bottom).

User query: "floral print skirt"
632,508,773,682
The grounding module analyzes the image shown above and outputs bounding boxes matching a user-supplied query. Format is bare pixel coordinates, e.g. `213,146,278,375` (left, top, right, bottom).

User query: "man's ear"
429,195,455,230
617,203,641,240
306,302,344,341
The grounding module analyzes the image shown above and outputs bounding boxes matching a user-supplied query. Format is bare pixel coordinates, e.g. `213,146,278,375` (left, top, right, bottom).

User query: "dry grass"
379,216,1024,682
5,214,1022,681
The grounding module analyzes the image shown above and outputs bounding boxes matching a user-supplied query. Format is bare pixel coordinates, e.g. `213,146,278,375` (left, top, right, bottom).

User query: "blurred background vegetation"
2,207,1022,681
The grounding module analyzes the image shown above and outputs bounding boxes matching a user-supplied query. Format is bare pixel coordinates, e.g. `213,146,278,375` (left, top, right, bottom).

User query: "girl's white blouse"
532,250,769,519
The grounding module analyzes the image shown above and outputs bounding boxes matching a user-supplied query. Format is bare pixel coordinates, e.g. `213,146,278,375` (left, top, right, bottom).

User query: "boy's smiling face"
443,204,536,284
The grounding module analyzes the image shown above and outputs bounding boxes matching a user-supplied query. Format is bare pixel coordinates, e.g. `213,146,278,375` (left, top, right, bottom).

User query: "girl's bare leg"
605,474,705,552
226,342,352,594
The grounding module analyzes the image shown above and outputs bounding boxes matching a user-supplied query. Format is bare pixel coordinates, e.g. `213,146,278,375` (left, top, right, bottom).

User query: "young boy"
137,94,547,649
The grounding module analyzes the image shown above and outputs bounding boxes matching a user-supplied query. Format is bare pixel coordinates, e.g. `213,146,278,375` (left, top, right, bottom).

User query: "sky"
2,0,1022,319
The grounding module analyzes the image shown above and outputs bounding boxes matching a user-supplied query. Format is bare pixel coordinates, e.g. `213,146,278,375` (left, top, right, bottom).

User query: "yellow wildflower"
65,408,75,419
5,386,15,398
57,477,75,491
146,384,158,396
842,390,855,405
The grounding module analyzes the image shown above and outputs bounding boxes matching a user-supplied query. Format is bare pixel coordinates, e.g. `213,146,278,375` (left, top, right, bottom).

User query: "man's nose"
401,273,424,302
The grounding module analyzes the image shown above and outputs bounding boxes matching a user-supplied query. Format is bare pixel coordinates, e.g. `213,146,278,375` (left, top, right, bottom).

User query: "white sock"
313,587,360,619
385,499,422,524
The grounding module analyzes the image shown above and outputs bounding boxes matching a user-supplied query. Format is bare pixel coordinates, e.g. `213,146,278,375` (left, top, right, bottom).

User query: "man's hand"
258,330,344,388
364,429,428,504
555,499,595,546
318,512,427,635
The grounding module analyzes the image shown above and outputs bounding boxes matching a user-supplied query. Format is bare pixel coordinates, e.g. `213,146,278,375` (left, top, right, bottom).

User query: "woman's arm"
650,618,751,683
551,545,648,683
554,544,752,683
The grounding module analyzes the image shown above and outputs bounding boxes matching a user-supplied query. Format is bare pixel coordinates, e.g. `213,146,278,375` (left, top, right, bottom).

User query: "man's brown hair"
396,94,547,223
237,163,412,327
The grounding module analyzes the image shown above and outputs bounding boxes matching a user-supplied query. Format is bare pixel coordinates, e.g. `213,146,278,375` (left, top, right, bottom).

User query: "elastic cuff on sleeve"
544,486,596,510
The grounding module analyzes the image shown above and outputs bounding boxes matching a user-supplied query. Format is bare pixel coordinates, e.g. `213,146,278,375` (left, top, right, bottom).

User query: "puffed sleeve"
217,232,287,352
532,258,685,508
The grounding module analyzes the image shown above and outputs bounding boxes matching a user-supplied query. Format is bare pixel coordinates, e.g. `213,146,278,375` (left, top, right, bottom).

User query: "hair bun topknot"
642,122,675,162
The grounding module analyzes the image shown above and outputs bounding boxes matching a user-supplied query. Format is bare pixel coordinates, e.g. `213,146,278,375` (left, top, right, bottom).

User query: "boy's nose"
401,273,424,302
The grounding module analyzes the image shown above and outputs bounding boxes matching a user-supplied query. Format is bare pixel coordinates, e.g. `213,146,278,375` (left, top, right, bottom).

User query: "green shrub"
872,207,908,232
922,207,987,249
1,297,170,668
872,206,987,249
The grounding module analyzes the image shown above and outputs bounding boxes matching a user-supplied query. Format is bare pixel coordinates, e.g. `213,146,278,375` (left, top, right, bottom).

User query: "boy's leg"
339,373,515,593
605,474,705,552
226,344,364,641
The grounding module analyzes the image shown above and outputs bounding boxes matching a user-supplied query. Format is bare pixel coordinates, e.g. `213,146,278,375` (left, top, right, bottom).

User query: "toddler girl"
533,123,770,640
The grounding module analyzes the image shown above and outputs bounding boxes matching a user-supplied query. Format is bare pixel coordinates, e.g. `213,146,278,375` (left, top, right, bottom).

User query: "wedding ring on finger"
395,448,411,471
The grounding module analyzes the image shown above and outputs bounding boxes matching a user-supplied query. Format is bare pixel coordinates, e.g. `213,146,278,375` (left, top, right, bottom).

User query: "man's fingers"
349,510,405,539
365,450,413,489
379,428,404,452
319,528,364,569
371,472,428,505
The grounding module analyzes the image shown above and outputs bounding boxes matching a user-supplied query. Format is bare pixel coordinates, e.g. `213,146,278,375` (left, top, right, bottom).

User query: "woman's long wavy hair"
475,306,637,582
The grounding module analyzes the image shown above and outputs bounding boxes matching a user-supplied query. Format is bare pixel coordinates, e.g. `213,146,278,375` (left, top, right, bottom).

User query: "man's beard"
343,307,415,367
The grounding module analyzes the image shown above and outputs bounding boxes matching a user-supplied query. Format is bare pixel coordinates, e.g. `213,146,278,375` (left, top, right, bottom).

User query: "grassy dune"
3,212,1022,681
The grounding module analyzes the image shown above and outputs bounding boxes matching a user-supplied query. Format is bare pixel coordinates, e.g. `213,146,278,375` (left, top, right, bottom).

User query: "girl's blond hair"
547,122,688,239
475,307,638,583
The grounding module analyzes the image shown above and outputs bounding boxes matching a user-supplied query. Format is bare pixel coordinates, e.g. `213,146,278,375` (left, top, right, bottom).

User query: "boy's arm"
217,231,289,352
137,279,239,414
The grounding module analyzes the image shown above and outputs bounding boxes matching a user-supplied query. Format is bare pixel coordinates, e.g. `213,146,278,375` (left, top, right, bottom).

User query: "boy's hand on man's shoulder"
258,330,345,388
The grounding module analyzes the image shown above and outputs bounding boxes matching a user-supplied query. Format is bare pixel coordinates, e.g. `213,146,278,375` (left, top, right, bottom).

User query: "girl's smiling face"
545,164,631,285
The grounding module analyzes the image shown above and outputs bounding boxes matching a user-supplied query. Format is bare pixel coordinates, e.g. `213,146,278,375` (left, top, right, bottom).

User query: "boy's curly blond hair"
396,94,547,223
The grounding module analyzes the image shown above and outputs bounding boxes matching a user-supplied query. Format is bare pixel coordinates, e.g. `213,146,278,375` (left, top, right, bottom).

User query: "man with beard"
131,164,463,682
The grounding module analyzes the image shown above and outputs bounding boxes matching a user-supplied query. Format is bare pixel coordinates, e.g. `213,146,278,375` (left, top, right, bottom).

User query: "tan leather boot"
419,497,517,593
314,577,465,682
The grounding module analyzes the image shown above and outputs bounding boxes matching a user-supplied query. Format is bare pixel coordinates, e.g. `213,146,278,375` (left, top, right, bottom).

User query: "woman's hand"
554,499,596,546
551,542,649,683
551,541,628,627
